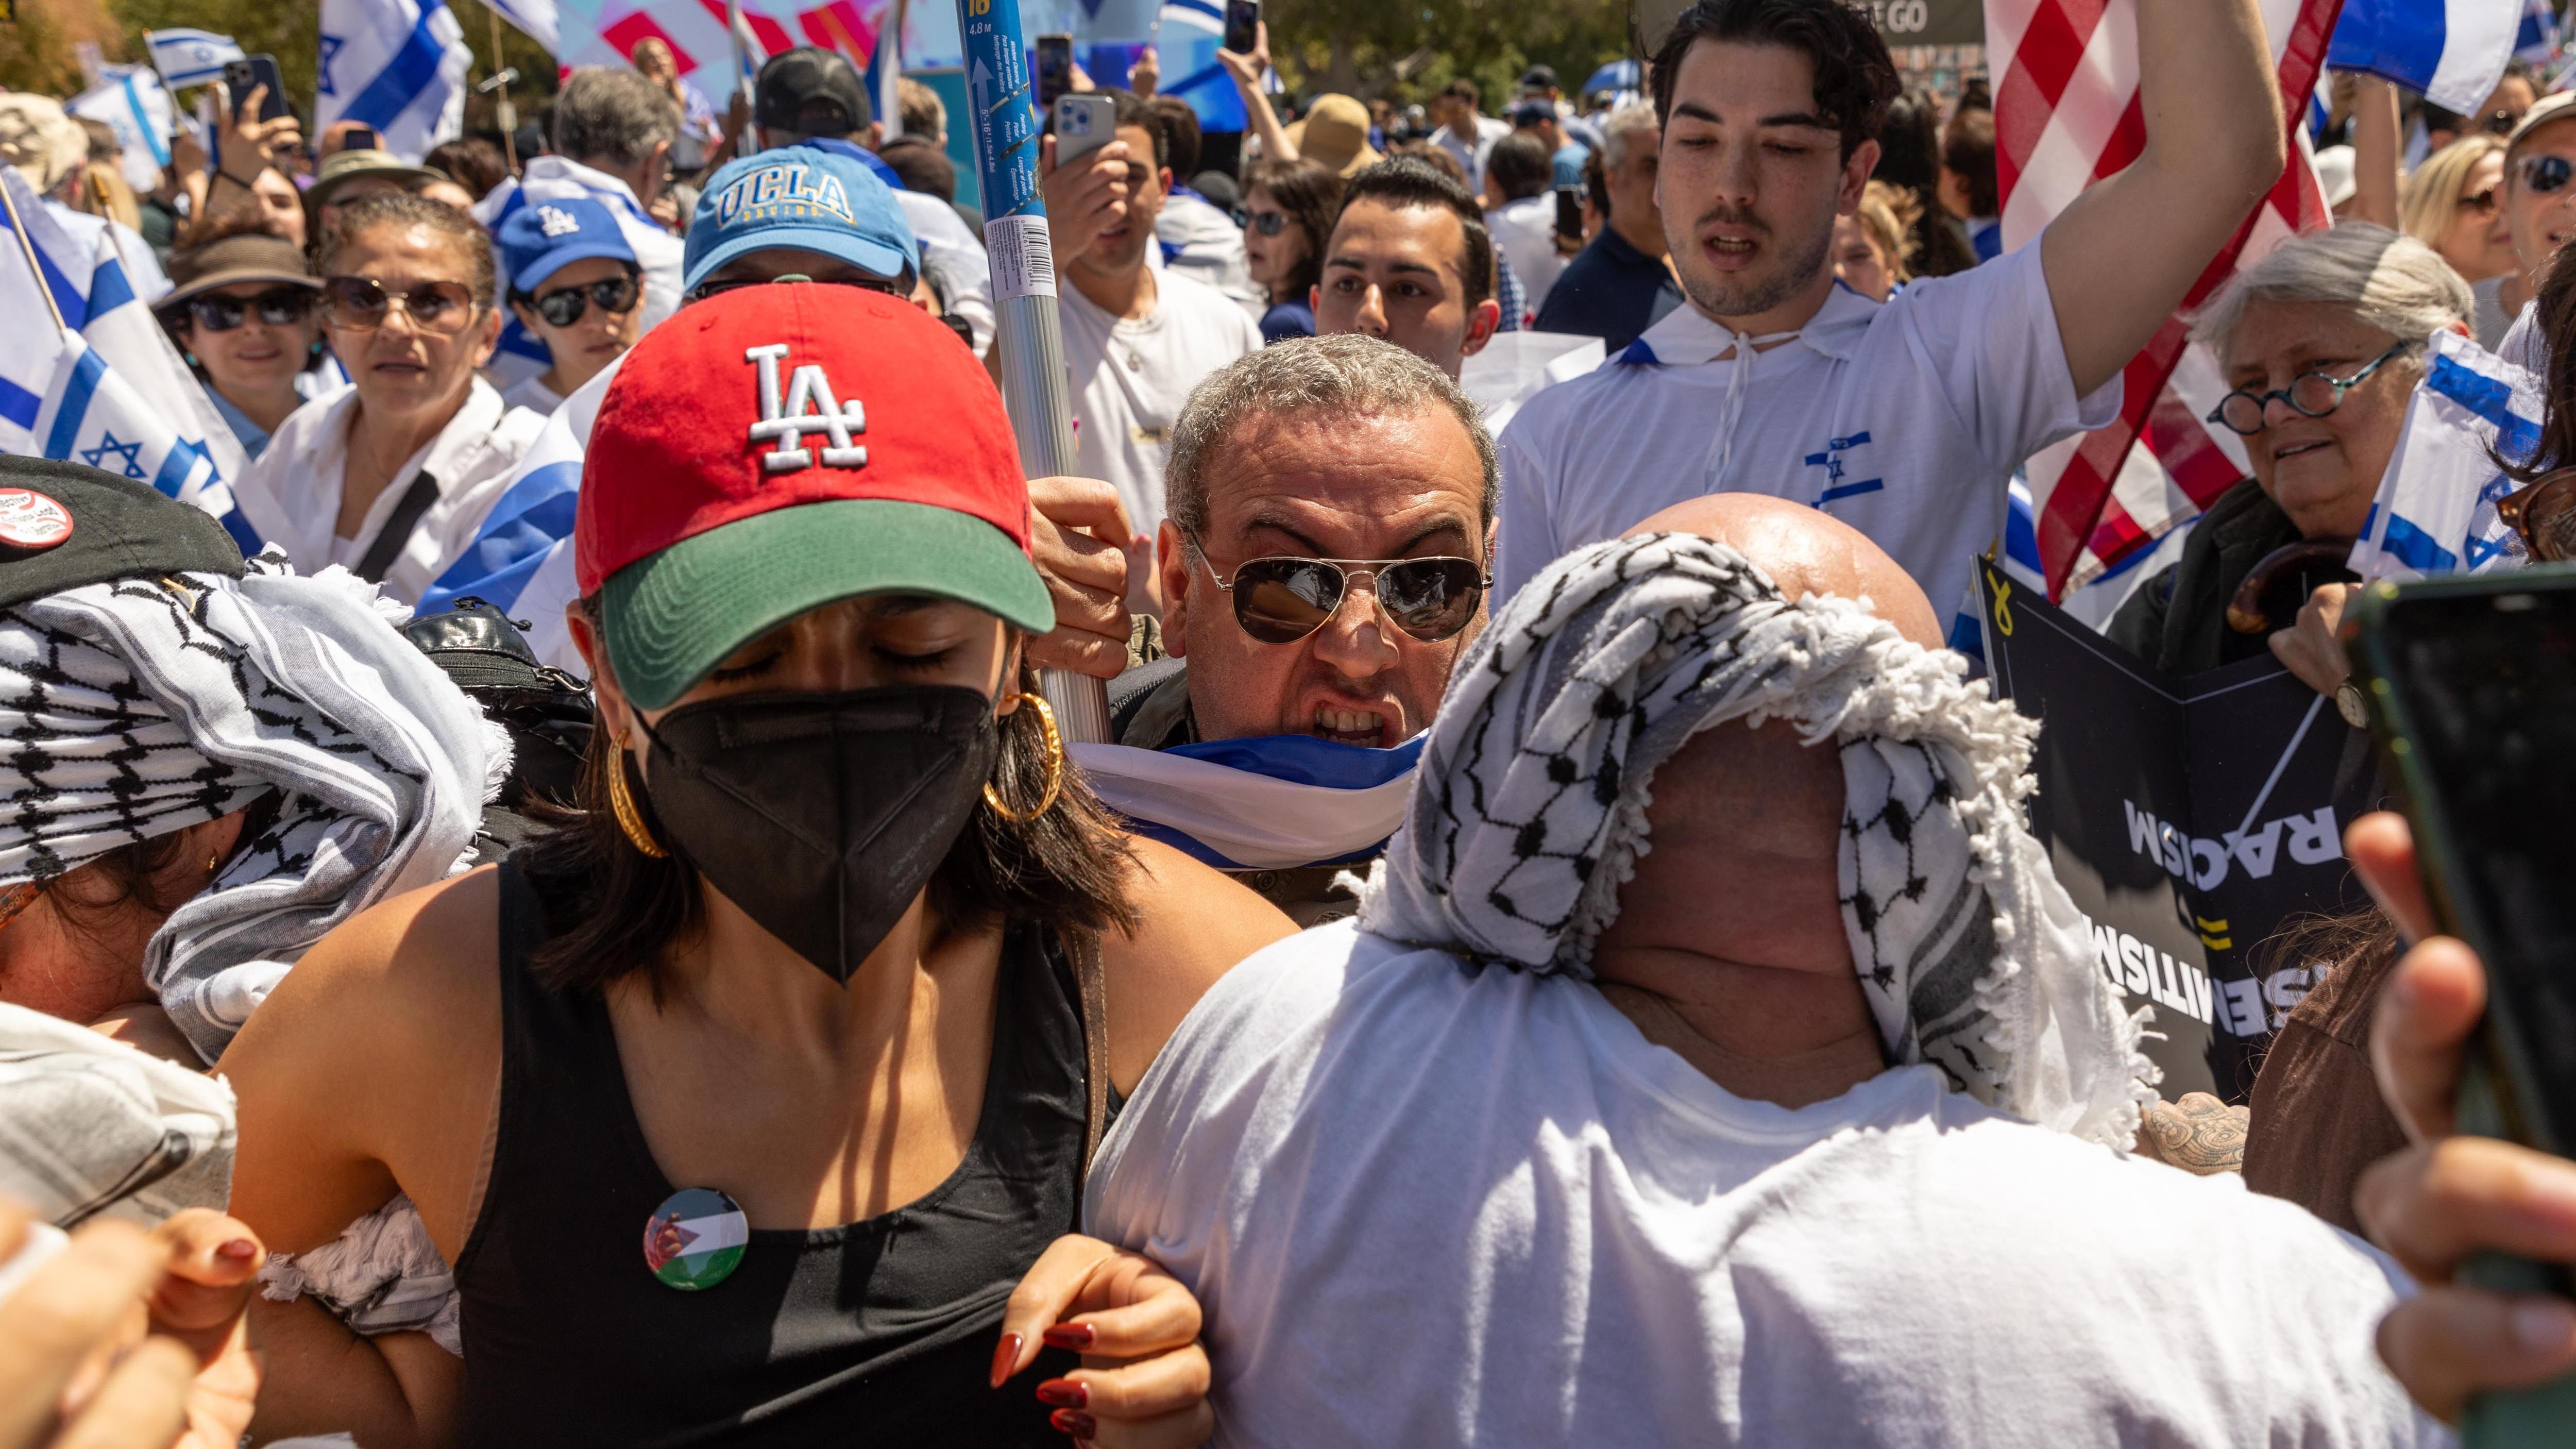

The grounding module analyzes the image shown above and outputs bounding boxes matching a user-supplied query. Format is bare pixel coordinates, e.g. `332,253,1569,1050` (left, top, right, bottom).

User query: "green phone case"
2347,568,2576,1445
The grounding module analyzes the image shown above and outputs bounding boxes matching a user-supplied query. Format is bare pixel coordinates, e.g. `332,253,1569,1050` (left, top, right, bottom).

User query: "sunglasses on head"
519,272,640,327
2519,153,2574,196
321,276,479,334
1186,537,1487,645
183,286,315,332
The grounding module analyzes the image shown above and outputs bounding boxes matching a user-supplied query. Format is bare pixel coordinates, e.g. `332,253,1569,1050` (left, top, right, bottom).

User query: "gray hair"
2191,222,2472,358
552,68,681,168
1164,334,1499,541
1600,101,1659,171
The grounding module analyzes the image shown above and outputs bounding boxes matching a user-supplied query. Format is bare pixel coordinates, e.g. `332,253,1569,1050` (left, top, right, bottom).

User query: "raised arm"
1219,27,1296,168
2039,0,2286,397
2345,75,2403,231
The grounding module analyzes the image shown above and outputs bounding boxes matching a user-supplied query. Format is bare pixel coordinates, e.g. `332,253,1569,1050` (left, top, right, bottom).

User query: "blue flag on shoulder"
1071,735,1423,870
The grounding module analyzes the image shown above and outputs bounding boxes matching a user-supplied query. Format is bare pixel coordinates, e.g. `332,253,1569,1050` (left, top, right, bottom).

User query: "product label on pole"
984,214,1057,299
958,0,1045,222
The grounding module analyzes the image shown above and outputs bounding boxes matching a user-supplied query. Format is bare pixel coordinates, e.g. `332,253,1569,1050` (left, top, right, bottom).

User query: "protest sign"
1977,559,2385,1100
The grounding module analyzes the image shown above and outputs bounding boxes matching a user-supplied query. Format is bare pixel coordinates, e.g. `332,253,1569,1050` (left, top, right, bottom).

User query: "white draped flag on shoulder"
315,0,473,164
145,28,246,89
0,173,260,550
416,360,608,668
2347,330,2540,584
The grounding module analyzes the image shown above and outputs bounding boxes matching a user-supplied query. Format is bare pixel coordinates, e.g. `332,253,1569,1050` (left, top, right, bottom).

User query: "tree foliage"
1266,0,1634,109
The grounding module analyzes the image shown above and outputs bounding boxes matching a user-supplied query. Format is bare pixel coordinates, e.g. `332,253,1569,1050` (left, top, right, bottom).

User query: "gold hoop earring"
607,729,669,858
981,694,1065,824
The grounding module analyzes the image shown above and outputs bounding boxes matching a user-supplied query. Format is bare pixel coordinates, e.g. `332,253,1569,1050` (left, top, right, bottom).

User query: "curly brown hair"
1650,0,1901,161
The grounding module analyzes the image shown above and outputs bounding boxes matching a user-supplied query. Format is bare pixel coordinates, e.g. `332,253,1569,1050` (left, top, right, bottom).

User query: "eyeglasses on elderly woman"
2204,342,2410,436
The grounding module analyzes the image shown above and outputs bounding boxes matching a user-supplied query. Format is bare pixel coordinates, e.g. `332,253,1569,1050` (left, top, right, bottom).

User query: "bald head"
1625,495,1943,649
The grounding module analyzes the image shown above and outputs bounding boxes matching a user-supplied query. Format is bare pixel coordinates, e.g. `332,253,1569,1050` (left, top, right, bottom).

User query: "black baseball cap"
755,47,872,137
1519,65,1561,92
0,457,244,613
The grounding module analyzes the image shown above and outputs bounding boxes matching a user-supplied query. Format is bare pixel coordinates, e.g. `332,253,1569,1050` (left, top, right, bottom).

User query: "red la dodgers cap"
577,284,1050,710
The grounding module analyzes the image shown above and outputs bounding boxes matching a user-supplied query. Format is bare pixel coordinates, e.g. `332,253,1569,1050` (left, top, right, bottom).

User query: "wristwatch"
2334,678,2370,730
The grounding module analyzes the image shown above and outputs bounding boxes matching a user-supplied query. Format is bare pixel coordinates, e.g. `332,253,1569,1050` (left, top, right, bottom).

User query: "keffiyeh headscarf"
0,558,507,1062
1359,534,2157,1145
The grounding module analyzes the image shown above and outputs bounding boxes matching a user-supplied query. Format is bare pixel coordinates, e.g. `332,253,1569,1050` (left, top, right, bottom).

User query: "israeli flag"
2,171,246,489
315,0,473,164
1,330,260,553
485,0,561,55
1152,0,1246,133
2328,0,2520,114
2348,331,2540,583
67,66,174,195
2520,0,2561,64
416,358,616,667
146,28,246,89
1071,736,1422,870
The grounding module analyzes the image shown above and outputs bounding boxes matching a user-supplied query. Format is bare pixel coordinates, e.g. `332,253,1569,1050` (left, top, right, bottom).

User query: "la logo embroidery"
745,344,868,473
535,205,582,238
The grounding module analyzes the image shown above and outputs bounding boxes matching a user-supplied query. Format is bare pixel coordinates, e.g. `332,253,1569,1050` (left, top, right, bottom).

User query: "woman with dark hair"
224,286,1287,1445
155,218,327,459
1871,89,1975,279
1241,157,1344,342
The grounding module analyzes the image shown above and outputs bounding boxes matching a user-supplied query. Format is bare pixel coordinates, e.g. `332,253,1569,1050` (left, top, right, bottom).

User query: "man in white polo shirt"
1493,0,2286,643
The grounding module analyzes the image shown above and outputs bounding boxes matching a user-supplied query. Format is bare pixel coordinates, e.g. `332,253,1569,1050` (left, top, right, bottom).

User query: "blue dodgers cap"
684,143,920,294
496,196,639,295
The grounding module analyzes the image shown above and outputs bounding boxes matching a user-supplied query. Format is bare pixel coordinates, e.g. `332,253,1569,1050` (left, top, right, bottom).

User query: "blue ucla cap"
496,196,639,296
684,143,920,294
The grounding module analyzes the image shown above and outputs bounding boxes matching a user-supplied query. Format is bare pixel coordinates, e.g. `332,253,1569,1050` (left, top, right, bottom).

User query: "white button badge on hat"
744,344,869,474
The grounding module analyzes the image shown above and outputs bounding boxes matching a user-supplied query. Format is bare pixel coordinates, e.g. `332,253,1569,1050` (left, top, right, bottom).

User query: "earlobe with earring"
982,694,1065,823
607,729,670,858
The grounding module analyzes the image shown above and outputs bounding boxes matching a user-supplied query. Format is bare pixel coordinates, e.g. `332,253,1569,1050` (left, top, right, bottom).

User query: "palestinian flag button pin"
643,1187,748,1291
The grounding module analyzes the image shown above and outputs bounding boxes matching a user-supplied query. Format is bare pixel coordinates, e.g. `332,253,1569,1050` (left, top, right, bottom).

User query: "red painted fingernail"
1041,1322,1094,1351
1049,1408,1097,1439
216,1238,258,1261
990,1332,1023,1389
1035,1377,1088,1408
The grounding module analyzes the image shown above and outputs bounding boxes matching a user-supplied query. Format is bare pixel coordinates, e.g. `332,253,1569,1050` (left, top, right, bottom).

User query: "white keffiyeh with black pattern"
1359,533,2156,1145
0,559,507,1063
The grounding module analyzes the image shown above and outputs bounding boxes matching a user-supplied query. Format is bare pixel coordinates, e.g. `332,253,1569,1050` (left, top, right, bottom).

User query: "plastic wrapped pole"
955,0,1113,744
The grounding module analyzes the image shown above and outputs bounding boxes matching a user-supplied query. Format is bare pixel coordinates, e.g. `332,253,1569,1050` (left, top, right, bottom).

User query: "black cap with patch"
0,456,245,615
755,46,872,137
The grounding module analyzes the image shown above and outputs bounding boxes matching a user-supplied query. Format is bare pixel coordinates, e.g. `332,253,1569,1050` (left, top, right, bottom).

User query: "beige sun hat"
0,95,89,195
1283,94,1384,177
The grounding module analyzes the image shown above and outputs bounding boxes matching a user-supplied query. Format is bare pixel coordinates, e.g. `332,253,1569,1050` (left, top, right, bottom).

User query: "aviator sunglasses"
2518,153,2574,196
1185,537,1488,645
321,276,480,334
184,286,315,332
518,272,640,327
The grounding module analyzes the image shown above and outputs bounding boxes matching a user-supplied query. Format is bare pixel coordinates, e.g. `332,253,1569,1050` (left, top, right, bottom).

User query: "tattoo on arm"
2138,1092,2249,1175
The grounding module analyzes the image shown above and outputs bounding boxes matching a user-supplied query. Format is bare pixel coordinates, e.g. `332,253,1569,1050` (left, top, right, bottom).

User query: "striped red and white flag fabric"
1989,0,2342,599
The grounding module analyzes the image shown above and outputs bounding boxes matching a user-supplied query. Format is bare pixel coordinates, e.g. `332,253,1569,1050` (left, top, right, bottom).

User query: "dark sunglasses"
519,272,640,327
1241,209,1290,236
182,286,315,331
2205,342,2409,436
321,276,479,334
2499,466,2576,563
2484,108,2524,136
1187,537,1487,645
2518,153,2574,195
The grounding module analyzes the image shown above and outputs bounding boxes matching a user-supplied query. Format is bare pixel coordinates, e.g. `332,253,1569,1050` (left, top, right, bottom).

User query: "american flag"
1990,0,2342,599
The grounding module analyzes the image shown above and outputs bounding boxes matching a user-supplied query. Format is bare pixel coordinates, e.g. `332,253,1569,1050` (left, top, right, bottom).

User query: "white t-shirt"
1431,115,1512,197
1486,195,1565,315
1088,922,2448,1449
1058,268,1261,538
498,372,566,417
1155,191,1263,314
1493,242,2120,640
233,379,546,604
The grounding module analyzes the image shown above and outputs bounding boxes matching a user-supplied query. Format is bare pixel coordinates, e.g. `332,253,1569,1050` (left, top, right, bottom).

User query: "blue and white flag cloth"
1,328,259,553
1151,0,1246,133
1071,735,1423,870
415,358,611,666
146,28,247,89
2520,0,2561,65
2,171,248,496
472,161,677,380
486,0,561,54
2348,329,2540,583
315,0,473,164
2328,0,2520,114
68,65,175,195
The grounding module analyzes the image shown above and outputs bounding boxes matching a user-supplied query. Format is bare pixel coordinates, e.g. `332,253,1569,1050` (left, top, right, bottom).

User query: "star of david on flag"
313,0,472,162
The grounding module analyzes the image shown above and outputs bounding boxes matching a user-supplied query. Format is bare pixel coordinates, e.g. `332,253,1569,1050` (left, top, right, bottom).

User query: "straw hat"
1284,94,1383,177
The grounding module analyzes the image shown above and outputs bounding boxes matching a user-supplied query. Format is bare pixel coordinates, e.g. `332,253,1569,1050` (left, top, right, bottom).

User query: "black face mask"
634,686,998,983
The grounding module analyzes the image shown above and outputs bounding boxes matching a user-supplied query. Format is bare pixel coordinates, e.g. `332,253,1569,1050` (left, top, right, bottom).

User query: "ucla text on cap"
712,162,858,228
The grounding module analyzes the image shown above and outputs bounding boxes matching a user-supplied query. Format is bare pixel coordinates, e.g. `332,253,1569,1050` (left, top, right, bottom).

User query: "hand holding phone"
1223,0,1261,57
224,56,292,123
1045,94,1130,268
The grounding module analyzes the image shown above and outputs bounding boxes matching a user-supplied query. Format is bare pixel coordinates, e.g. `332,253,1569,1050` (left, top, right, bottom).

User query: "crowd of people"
1,0,2574,1443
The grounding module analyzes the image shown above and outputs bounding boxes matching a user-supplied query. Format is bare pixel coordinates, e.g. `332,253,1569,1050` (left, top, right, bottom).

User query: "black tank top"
453,862,1092,1446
